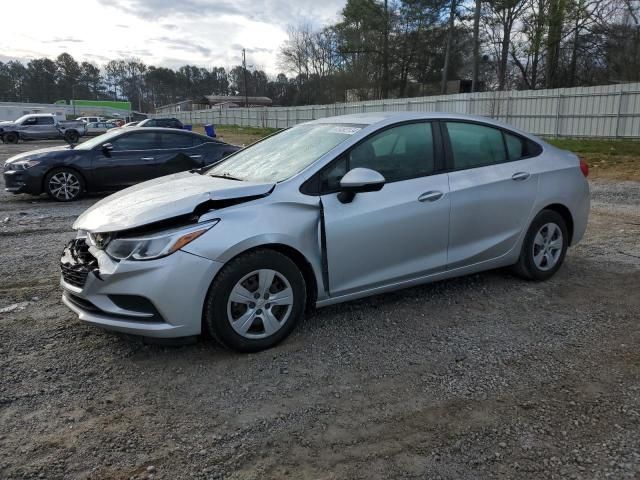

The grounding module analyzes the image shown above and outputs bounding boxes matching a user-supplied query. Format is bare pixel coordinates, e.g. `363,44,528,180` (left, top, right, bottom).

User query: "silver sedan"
61,112,590,352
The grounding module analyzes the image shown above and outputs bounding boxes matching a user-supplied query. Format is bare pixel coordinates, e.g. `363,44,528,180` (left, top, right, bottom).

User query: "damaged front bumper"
60,239,224,338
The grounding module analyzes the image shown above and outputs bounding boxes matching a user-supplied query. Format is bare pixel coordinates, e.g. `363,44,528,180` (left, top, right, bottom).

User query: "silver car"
61,112,590,352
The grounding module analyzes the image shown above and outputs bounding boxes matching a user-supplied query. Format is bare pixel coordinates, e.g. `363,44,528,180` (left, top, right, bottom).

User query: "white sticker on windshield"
328,126,361,135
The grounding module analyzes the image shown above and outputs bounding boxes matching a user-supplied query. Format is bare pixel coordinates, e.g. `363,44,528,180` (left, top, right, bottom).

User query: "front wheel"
203,249,306,352
513,209,569,281
4,132,19,144
44,168,85,202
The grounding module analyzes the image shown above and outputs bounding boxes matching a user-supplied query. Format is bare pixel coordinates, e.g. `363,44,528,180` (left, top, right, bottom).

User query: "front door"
91,131,164,190
320,122,450,297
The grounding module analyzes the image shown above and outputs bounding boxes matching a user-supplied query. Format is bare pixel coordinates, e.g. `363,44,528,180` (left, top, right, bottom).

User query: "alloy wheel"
532,222,563,271
49,172,81,201
227,269,294,339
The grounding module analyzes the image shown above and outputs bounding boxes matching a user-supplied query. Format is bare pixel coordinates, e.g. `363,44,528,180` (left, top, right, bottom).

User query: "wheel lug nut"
256,309,262,315
265,303,271,309
249,302,256,308
254,293,260,299
264,293,269,299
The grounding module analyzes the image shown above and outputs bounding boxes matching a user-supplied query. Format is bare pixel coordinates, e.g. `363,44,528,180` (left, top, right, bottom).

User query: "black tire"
513,209,569,281
44,168,85,202
203,249,306,352
4,132,19,144
64,130,80,144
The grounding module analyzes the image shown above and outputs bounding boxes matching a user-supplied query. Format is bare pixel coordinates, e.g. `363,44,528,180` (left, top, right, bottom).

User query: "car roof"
304,111,537,139
118,126,222,142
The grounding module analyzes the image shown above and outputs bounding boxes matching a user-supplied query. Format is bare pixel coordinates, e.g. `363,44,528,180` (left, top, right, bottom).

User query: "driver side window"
319,122,435,193
110,132,159,151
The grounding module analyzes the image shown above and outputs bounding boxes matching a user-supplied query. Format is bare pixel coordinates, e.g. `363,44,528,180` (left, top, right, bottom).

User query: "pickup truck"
0,114,87,144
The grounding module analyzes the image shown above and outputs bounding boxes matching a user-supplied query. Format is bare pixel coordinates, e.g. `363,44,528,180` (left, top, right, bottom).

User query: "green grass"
545,138,640,156
544,138,640,181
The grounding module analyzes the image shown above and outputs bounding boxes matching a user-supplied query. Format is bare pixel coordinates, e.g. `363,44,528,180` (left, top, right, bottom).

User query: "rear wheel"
4,132,19,144
64,130,80,144
513,209,568,281
44,168,85,202
203,249,306,352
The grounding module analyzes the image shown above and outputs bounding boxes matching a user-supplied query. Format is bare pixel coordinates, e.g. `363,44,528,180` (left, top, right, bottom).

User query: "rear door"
156,132,204,175
443,121,541,269
92,131,164,189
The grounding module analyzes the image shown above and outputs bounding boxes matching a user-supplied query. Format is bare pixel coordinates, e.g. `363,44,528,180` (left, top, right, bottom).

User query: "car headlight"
8,159,41,170
100,220,218,261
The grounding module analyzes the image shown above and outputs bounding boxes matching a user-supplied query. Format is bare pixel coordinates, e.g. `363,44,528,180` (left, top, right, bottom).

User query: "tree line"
0,53,298,111
0,0,638,110
280,0,640,103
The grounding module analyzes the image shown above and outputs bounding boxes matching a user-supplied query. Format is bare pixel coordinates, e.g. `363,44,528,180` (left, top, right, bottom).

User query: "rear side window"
111,132,159,151
159,132,194,148
37,116,55,125
445,122,506,170
504,132,542,160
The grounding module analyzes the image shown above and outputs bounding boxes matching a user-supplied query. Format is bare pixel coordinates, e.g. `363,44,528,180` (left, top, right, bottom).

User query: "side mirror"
102,143,113,156
338,167,386,203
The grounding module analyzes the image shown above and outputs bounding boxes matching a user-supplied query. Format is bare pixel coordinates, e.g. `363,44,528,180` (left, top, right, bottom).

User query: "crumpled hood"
73,171,275,233
4,145,70,164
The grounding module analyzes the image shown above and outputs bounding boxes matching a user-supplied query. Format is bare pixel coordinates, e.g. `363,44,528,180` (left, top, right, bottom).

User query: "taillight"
579,158,589,177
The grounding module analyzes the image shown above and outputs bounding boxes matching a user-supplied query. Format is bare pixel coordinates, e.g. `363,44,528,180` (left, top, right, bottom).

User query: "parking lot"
1,139,639,479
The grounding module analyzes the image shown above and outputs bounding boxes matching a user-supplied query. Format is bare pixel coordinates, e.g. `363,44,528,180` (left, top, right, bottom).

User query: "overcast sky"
1,0,346,74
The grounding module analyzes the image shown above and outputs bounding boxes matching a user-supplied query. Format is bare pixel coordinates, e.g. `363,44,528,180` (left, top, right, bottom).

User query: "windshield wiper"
209,172,242,181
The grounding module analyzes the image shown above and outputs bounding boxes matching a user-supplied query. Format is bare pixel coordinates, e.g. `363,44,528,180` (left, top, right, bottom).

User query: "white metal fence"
161,83,640,138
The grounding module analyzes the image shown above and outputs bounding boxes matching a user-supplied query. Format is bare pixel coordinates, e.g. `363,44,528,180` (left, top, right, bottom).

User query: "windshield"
14,115,31,124
75,129,124,150
207,123,363,183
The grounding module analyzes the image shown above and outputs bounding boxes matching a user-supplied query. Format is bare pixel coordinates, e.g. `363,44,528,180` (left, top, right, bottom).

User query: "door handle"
189,154,202,159
141,157,154,161
418,191,444,202
512,172,530,181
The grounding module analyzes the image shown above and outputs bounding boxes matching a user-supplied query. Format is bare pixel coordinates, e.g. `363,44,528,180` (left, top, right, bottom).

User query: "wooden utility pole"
471,0,482,92
441,0,457,94
242,48,249,107
382,0,390,99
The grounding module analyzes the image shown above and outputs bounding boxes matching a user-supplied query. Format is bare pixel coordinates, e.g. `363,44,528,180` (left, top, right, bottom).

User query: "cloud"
98,0,345,27
2,0,346,73
115,49,154,58
98,0,243,19
151,37,211,57
51,37,84,43
83,53,112,62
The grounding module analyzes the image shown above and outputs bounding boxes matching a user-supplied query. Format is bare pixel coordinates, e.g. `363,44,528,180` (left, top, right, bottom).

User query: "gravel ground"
1,140,639,480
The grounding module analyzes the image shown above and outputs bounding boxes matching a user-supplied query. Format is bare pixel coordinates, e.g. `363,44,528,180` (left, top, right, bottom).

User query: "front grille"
60,239,99,288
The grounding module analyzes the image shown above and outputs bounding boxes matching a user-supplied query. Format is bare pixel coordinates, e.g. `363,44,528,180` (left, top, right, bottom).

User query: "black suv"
137,118,184,129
